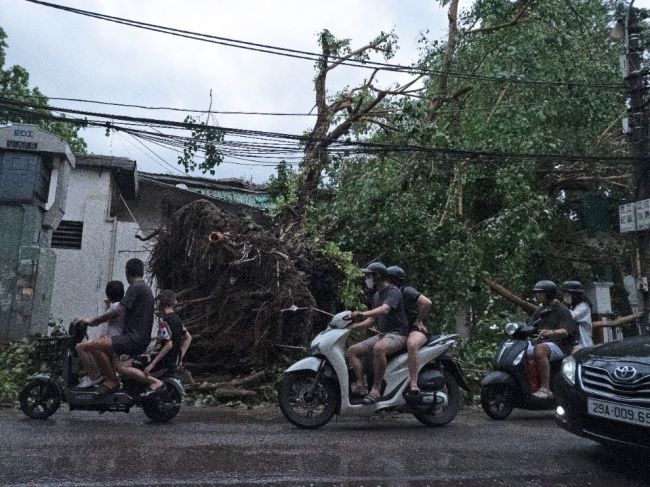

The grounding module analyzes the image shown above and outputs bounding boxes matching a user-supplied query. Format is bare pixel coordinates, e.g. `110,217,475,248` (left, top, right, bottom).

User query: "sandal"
362,391,381,404
405,386,420,396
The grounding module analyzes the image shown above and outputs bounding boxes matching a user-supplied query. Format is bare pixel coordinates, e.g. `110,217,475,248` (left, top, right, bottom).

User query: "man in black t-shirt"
75,258,154,395
387,266,432,394
347,262,409,404
116,290,191,395
527,280,576,399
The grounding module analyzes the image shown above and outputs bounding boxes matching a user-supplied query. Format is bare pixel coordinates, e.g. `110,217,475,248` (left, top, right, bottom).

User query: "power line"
1,96,640,166
24,0,625,90
10,91,625,117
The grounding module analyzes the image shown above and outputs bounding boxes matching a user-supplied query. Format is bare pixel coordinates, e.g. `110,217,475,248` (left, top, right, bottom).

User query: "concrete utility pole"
625,4,650,333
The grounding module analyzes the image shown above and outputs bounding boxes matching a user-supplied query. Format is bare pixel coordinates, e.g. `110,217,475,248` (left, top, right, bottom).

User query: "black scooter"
19,323,184,422
480,319,561,420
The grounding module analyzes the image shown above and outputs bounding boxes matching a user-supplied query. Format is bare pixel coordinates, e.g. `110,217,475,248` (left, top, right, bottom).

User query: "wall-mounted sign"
620,202,637,233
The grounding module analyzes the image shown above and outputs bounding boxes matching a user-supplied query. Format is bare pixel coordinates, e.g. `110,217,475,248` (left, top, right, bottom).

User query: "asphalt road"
0,405,648,487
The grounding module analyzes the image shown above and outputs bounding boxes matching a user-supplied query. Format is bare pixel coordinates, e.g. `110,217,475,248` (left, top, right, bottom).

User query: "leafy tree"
313,0,631,334
0,27,86,153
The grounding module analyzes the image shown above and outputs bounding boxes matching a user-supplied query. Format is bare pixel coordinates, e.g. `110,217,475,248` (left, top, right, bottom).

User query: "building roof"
77,154,138,199
139,172,273,211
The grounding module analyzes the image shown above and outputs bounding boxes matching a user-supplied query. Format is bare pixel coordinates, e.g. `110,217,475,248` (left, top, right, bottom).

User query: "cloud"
2,0,448,181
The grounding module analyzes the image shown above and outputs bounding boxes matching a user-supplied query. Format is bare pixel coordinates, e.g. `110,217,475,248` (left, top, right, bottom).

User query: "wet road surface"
0,405,648,486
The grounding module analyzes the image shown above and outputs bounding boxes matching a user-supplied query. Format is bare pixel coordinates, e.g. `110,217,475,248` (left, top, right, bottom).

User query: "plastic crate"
32,336,70,363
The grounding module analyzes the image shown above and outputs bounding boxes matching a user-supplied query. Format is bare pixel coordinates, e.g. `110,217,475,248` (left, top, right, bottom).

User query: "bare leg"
346,343,366,388
115,360,162,390
76,342,101,380
86,337,119,388
407,331,428,391
371,339,392,395
534,343,552,392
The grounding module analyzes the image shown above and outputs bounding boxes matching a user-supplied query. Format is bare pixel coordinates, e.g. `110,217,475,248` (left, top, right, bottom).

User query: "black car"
555,335,650,449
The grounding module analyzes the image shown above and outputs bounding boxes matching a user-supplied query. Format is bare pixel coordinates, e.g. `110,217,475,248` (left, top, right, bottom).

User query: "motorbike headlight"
309,344,321,356
504,322,519,336
561,356,576,386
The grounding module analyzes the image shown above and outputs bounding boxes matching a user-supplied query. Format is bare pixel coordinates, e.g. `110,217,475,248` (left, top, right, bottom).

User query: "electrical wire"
24,0,625,90
2,96,639,166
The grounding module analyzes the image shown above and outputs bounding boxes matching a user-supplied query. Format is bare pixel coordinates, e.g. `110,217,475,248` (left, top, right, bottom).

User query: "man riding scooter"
528,280,576,399
75,258,155,395
346,262,410,404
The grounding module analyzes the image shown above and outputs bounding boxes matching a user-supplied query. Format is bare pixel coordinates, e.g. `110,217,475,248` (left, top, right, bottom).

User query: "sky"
5,0,649,183
1,0,462,182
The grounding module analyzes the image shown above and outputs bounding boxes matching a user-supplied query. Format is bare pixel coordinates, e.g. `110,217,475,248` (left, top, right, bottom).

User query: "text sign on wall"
637,199,650,231
620,203,637,233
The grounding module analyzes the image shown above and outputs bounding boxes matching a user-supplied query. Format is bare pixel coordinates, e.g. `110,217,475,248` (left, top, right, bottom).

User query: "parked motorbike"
277,310,467,429
19,323,184,422
480,319,561,420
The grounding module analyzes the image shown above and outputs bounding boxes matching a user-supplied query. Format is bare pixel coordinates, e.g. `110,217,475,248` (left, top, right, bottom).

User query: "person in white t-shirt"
561,280,594,353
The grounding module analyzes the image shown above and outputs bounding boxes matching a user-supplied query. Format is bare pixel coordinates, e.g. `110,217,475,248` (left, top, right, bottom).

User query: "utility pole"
625,4,650,334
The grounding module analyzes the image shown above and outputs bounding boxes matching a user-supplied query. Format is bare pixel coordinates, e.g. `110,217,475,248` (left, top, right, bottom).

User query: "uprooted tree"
148,199,349,373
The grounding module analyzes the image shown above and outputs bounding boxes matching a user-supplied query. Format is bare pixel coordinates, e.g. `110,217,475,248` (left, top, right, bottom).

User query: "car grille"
580,364,650,405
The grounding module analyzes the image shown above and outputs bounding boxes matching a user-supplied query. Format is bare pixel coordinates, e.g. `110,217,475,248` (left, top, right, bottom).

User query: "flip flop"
362,391,381,404
405,386,420,396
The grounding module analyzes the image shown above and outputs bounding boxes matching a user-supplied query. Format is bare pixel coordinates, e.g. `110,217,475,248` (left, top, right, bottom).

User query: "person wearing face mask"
527,280,576,399
346,262,409,404
561,280,593,353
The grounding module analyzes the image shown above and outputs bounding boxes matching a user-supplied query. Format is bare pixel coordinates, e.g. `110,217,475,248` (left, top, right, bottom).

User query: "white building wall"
50,167,115,335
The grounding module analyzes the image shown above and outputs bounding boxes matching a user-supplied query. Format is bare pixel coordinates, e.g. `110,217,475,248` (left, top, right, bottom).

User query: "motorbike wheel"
413,373,461,427
278,371,339,429
480,384,514,420
19,379,61,419
142,379,182,423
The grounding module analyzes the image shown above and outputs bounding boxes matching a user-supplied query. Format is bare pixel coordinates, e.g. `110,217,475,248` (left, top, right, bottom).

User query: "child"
104,280,125,337
144,290,190,379
77,280,125,388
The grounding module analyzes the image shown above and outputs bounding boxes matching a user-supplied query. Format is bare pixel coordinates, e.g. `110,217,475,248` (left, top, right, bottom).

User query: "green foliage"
177,115,224,174
268,160,298,212
305,0,629,332
318,240,364,309
0,339,37,406
0,27,87,153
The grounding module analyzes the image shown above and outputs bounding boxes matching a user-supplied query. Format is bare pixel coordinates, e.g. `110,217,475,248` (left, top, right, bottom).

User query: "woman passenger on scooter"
527,280,576,399
561,281,593,353
386,265,432,395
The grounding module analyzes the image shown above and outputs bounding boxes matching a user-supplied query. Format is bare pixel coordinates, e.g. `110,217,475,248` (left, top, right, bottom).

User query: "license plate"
587,398,650,428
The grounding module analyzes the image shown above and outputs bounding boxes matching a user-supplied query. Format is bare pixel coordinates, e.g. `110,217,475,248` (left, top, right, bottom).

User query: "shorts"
356,333,407,355
527,342,564,361
111,334,146,357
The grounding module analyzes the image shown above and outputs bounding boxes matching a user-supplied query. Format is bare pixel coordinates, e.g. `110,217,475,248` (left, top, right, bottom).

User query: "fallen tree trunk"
483,278,537,315
593,312,642,329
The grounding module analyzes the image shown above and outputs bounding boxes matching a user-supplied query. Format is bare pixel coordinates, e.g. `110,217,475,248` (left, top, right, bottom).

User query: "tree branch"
465,0,535,35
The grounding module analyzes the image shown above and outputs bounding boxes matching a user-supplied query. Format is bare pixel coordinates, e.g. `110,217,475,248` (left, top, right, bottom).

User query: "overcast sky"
1,0,464,182
5,0,647,183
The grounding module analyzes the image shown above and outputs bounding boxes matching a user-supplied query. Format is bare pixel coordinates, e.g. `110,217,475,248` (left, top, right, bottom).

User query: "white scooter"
278,311,467,429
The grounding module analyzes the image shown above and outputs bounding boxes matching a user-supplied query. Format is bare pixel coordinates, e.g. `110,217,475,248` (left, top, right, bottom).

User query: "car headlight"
309,344,321,356
504,322,519,336
561,356,576,386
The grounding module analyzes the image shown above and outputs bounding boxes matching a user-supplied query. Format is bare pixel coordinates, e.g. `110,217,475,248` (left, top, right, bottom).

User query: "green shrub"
0,339,37,406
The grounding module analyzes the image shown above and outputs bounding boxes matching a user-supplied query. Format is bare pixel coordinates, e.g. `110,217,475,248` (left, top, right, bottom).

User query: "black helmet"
532,280,557,293
387,265,406,282
362,262,388,277
561,280,584,293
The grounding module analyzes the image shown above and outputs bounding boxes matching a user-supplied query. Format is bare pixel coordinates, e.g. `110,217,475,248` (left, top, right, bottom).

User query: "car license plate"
587,398,650,428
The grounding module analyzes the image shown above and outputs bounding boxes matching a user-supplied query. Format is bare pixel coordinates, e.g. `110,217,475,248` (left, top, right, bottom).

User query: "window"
51,221,83,249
